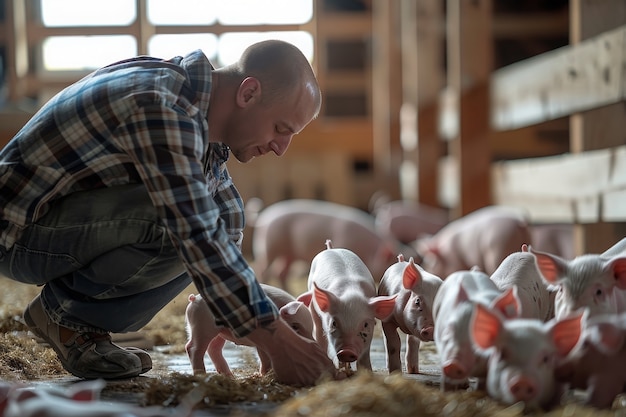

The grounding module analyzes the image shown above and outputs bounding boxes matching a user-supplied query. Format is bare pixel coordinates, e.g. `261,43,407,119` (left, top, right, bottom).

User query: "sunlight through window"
41,0,135,27
39,0,313,72
148,34,218,61
43,36,137,71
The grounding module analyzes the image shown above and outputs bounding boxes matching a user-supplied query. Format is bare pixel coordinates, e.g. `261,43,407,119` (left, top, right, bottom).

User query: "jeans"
0,184,191,333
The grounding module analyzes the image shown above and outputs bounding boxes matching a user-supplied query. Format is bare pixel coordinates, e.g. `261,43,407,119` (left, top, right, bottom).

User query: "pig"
432,268,520,390
530,237,626,319
297,240,397,371
377,254,443,374
2,379,172,417
470,303,584,410
373,200,449,244
490,244,556,321
555,311,626,409
185,283,314,376
415,205,532,278
529,223,575,260
251,199,418,291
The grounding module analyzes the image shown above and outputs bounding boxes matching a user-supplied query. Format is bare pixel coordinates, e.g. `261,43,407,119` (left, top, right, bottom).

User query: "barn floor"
1,273,625,416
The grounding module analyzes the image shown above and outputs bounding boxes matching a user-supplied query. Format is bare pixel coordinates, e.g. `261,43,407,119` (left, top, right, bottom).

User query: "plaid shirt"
0,50,278,337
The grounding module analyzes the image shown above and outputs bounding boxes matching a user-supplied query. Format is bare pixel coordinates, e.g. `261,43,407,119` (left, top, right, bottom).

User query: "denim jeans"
0,184,191,333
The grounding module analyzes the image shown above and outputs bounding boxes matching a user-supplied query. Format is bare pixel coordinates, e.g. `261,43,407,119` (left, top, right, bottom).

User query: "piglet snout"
420,326,434,341
509,375,537,401
442,360,468,379
337,349,359,363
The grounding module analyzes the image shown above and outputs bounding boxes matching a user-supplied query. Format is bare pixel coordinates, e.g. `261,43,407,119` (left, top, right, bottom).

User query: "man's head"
210,40,322,163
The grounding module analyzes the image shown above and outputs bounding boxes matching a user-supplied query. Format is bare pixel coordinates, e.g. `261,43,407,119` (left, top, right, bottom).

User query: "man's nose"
272,135,292,156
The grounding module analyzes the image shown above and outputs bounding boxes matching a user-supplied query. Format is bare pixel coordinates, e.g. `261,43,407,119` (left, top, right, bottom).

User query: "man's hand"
246,318,337,387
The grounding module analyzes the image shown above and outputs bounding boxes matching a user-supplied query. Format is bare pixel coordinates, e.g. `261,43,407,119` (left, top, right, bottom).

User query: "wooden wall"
1,0,624,255
395,0,625,255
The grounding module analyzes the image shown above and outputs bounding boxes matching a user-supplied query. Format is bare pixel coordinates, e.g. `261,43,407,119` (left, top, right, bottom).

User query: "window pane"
218,0,312,25
147,0,218,25
148,34,218,61
218,32,314,67
41,0,135,27
43,36,137,71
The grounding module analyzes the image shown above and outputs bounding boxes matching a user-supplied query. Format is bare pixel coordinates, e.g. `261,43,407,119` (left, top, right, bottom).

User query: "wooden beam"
569,0,626,255
491,24,626,131
446,0,493,218
371,0,402,180
399,0,444,206
491,144,626,223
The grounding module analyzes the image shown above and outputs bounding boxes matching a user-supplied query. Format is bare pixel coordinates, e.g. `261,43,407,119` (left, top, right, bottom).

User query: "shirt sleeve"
114,104,279,338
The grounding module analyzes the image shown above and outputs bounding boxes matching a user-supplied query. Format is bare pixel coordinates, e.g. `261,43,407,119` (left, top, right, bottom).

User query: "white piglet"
377,254,442,374
433,268,520,390
555,311,626,409
470,304,584,410
185,284,314,376
531,237,626,319
298,240,397,371
490,244,555,321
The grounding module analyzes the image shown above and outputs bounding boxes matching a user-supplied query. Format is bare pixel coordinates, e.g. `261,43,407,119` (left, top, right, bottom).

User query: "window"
39,0,314,72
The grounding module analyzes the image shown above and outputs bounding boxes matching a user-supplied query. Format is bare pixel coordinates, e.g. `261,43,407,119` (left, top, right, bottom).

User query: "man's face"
223,80,318,163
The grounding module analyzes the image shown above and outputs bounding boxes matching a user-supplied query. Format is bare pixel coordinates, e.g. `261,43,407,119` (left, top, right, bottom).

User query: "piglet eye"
415,298,421,306
363,322,369,328
596,288,603,297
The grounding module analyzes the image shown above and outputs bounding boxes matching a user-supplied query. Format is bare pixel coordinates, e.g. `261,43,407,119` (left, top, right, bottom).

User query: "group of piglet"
381,235,626,411
185,199,626,411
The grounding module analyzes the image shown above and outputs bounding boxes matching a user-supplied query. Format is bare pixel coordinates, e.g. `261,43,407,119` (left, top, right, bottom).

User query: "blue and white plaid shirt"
0,50,278,337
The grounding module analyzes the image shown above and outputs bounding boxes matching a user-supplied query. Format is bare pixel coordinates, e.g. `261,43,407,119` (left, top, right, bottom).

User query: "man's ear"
236,76,261,107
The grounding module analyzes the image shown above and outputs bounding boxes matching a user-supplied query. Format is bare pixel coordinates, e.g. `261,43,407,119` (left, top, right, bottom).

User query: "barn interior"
0,0,625,416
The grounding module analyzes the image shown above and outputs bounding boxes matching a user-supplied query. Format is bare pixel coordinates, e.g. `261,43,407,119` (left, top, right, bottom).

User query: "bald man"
0,40,335,386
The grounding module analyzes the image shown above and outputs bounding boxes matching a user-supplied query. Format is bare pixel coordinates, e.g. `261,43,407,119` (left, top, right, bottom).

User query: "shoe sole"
24,307,142,380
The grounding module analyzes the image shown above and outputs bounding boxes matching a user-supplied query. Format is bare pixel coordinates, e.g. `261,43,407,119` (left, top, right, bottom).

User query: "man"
0,40,336,386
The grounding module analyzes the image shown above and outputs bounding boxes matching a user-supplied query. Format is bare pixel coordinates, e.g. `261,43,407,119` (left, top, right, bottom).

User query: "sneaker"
23,295,148,379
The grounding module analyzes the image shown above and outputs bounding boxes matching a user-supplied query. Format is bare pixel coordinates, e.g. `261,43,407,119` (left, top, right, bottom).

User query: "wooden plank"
399,0,444,206
491,25,626,131
371,0,402,179
569,0,626,255
446,0,493,218
491,145,626,223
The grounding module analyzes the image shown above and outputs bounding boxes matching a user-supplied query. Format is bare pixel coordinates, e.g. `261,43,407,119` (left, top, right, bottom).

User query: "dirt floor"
1,272,626,417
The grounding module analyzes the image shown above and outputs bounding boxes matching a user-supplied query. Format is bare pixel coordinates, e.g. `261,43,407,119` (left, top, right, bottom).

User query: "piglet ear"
530,247,567,285
454,283,469,306
471,304,502,351
491,286,521,319
609,258,626,290
589,321,624,355
370,294,397,320
312,283,337,313
280,301,304,319
551,312,583,357
296,291,313,307
402,257,423,290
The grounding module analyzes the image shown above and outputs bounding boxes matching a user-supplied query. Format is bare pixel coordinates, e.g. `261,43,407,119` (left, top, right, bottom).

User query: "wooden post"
569,0,626,254
446,0,493,218
399,0,444,206
371,0,402,186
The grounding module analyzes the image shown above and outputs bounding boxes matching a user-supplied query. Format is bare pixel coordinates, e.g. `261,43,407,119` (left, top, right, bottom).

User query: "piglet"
377,254,442,374
3,379,173,417
531,237,626,319
252,199,417,291
185,283,313,376
471,304,583,411
555,311,626,409
298,240,397,371
490,244,555,321
433,268,520,390
415,205,532,278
